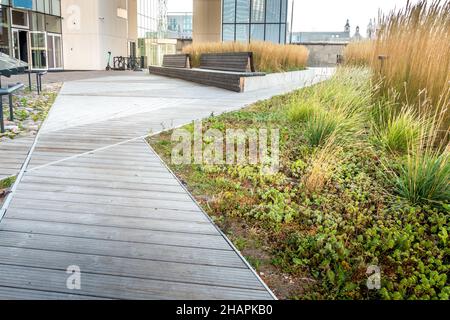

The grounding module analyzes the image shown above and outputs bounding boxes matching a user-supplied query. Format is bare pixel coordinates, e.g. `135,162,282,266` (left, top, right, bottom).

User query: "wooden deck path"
0,71,332,300
0,137,34,181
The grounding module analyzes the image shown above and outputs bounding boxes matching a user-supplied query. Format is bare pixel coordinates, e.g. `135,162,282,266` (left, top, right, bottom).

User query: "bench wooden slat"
200,52,255,73
162,54,191,69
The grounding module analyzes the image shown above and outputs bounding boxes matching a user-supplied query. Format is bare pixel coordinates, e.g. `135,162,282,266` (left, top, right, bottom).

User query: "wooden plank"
8,198,207,221
33,155,164,166
14,190,200,212
0,232,245,268
0,220,228,250
20,175,187,194
0,286,106,300
0,265,272,300
0,246,264,290
17,183,193,202
38,161,171,173
28,165,175,179
5,209,217,234
25,170,181,186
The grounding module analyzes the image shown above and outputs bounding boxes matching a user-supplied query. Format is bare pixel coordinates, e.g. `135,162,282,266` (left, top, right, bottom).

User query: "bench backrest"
162,54,191,68
199,52,255,73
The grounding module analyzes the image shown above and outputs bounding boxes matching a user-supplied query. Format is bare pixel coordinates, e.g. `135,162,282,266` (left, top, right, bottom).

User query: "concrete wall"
193,0,221,43
61,0,100,70
127,0,138,43
62,0,136,70
300,42,348,67
176,39,193,53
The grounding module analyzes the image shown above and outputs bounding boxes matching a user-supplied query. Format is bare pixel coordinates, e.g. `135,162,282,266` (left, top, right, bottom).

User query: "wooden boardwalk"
0,71,332,299
0,137,34,181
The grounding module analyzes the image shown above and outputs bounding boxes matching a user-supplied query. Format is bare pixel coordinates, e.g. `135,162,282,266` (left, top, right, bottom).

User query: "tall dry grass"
182,41,309,73
344,0,450,127
343,40,375,67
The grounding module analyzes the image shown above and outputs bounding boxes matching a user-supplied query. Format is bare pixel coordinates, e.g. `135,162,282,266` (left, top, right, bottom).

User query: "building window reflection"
222,0,288,43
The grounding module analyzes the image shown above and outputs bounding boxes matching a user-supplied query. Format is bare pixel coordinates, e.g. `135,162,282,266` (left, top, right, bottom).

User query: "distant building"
344,19,351,33
291,20,351,44
167,12,192,39
352,25,362,41
366,18,377,40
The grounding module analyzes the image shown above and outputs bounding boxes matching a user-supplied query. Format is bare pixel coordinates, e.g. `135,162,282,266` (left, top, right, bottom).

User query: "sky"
167,0,422,34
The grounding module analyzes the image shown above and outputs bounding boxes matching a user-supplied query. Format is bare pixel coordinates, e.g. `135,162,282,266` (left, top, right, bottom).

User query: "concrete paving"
0,70,333,300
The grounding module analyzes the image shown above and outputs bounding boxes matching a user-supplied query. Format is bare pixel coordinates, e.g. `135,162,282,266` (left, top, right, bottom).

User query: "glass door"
12,29,20,59
30,31,47,70
47,33,63,70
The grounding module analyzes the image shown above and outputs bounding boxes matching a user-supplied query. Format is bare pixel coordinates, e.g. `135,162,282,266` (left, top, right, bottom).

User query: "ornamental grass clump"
387,105,449,205
304,112,340,147
393,149,449,205
378,106,423,155
345,0,450,123
182,41,309,73
287,98,323,123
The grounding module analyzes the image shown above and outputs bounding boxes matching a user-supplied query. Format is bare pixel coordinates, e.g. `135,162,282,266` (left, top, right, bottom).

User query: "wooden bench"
162,54,191,68
149,53,264,92
199,52,255,73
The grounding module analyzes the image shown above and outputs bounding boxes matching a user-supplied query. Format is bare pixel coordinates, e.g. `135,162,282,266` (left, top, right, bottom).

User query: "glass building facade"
167,12,192,39
0,0,62,70
222,0,288,43
137,0,176,66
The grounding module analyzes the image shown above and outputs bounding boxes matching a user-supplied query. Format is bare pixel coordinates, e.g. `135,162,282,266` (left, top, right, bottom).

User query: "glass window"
281,0,288,22
235,24,249,42
223,0,235,23
47,34,54,69
222,0,288,44
280,24,286,44
30,12,45,31
45,15,61,33
250,24,264,41
266,0,281,23
36,0,45,12
54,35,62,68
0,6,10,55
47,33,62,69
251,0,265,23
11,9,29,27
222,24,235,41
51,0,61,16
30,31,47,69
31,32,45,48
265,24,280,43
44,0,50,14
236,0,250,23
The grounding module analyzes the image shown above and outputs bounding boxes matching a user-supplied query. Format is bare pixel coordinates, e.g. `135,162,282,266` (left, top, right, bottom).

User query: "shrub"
182,41,309,73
